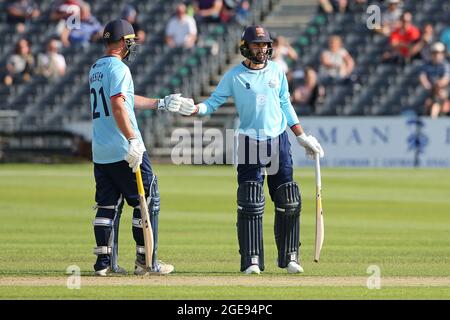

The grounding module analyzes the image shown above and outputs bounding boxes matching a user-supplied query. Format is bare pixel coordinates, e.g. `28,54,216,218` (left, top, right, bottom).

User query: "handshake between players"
156,93,197,116
126,93,196,173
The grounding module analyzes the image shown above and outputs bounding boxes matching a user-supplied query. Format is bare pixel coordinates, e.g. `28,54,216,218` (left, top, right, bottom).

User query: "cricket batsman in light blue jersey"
178,26,325,274
89,19,185,276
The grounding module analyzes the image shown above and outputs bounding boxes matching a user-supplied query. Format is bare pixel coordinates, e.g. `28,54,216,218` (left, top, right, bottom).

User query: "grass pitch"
0,164,449,299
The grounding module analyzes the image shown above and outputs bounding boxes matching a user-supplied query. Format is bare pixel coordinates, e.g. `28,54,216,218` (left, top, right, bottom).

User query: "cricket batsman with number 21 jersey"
89,19,187,276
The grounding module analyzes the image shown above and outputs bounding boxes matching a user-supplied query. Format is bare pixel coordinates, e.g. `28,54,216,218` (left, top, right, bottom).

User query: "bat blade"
314,186,324,262
139,194,154,268
314,155,324,262
136,168,153,269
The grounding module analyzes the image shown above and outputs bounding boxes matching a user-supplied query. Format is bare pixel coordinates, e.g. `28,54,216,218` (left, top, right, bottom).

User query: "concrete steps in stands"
263,0,317,41
151,0,316,162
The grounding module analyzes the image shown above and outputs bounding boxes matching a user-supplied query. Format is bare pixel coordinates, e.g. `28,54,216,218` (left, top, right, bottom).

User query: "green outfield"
0,164,449,299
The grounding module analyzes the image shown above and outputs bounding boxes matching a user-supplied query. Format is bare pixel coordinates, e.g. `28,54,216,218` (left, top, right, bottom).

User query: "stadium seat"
1,0,446,159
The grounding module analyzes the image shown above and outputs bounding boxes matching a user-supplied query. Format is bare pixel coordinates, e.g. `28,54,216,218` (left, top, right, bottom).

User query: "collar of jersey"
241,61,268,72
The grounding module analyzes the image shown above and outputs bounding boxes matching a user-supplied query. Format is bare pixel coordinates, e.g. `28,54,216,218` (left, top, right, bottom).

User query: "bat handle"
315,153,321,188
135,167,145,196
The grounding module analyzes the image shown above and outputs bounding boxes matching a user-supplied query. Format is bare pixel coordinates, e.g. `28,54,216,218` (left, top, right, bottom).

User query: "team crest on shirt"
268,78,279,88
257,94,267,106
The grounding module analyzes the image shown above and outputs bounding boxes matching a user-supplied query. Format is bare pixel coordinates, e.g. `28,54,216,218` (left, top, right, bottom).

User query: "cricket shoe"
243,265,261,275
286,261,304,274
134,260,174,276
95,266,127,277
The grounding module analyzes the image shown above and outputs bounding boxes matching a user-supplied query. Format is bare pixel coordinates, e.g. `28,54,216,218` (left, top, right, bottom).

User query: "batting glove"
296,133,324,160
125,138,146,172
178,97,197,116
157,93,182,112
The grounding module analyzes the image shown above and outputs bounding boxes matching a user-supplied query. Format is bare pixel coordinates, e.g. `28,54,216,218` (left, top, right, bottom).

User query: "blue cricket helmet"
240,25,273,64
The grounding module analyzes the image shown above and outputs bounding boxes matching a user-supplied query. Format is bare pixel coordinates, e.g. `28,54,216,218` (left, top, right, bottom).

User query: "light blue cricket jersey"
89,56,144,164
200,60,299,140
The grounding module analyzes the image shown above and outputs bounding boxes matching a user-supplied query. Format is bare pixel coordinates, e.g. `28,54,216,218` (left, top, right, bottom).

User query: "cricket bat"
135,167,153,269
314,154,324,262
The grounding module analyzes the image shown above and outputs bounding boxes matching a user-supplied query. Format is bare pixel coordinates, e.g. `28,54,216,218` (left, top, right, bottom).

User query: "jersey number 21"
91,87,109,119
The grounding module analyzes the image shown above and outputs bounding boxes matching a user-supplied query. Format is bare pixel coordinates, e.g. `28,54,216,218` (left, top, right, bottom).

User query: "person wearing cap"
175,26,324,275
89,19,186,276
419,42,450,118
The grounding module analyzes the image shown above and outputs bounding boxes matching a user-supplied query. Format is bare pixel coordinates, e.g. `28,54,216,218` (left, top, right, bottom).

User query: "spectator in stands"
219,0,235,23
319,0,348,14
121,4,146,44
36,38,67,81
49,0,82,36
292,66,324,114
419,42,450,118
410,23,435,62
347,0,368,13
382,12,421,65
219,0,250,26
193,0,223,25
271,34,298,85
236,1,250,25
439,26,450,59
319,35,355,85
375,0,402,37
3,38,35,86
165,3,198,49
60,2,103,48
6,0,41,34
